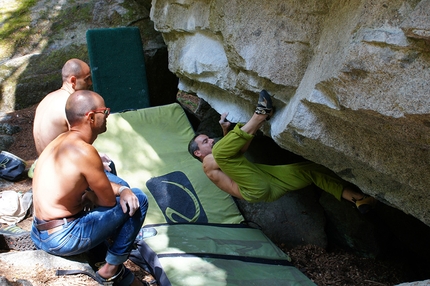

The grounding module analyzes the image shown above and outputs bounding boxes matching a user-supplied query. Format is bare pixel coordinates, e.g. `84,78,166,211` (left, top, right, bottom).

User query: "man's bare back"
33,58,92,155
33,89,70,155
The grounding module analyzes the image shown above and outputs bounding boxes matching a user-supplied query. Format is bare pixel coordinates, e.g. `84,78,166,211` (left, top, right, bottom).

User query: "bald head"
61,59,92,91
65,90,104,126
62,59,88,81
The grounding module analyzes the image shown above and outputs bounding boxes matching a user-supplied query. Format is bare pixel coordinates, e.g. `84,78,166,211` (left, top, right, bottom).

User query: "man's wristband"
118,186,129,195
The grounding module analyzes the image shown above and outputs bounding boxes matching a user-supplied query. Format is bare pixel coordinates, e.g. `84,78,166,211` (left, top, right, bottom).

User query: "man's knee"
212,139,231,164
105,171,130,187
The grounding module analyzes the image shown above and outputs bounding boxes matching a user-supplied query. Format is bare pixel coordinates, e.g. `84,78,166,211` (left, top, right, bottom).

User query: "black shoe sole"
257,90,273,110
0,232,36,251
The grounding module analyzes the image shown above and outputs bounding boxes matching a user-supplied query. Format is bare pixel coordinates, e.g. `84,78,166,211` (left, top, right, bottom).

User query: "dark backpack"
0,151,26,181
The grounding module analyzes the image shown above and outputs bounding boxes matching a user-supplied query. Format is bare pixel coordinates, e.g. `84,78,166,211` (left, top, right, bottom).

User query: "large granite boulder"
149,0,430,229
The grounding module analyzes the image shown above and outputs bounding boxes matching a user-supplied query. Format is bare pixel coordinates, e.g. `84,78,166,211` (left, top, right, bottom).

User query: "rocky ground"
0,101,422,286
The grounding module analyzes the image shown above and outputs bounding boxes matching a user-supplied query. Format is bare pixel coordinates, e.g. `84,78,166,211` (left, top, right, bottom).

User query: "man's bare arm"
202,155,244,199
79,144,117,207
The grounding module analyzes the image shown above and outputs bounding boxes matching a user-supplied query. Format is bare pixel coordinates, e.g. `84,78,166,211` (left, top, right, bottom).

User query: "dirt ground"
0,102,415,285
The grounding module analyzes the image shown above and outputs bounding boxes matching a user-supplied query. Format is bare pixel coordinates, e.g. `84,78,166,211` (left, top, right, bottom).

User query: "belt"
35,217,76,231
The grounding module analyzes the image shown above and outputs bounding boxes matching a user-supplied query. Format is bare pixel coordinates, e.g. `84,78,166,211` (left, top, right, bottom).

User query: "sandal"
95,264,135,286
255,90,274,120
56,264,142,286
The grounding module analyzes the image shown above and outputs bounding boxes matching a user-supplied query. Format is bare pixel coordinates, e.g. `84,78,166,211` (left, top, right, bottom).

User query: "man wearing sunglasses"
31,90,148,286
32,59,127,186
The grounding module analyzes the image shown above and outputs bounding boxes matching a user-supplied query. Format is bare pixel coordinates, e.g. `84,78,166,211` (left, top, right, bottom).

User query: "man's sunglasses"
85,107,110,117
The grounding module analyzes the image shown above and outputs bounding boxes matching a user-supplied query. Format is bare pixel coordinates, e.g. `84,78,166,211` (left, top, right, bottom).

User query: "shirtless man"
189,90,377,213
31,90,148,285
31,58,124,183
33,58,92,155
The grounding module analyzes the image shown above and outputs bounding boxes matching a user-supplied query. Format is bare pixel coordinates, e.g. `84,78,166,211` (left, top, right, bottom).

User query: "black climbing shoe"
255,90,274,120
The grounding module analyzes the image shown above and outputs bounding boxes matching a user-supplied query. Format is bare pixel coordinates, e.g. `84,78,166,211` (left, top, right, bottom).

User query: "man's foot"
255,90,274,120
95,264,135,286
355,195,378,214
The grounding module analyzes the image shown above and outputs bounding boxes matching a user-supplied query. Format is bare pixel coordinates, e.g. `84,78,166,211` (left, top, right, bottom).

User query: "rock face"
150,0,430,227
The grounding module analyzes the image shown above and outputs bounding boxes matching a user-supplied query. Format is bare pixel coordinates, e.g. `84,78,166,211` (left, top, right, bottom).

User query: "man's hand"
119,188,140,216
219,112,231,136
99,153,112,172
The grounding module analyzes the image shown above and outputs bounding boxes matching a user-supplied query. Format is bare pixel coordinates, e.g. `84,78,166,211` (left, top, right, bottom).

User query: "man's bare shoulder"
44,132,98,163
202,154,219,172
35,90,69,122
33,89,70,154
36,89,69,111
62,132,96,153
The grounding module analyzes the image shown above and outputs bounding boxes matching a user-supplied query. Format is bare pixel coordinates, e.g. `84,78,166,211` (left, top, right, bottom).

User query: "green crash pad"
94,103,315,285
130,224,316,286
86,26,150,113
93,103,244,225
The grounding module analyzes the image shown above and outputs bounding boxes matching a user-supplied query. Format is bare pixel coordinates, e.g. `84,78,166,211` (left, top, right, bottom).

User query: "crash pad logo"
146,171,208,224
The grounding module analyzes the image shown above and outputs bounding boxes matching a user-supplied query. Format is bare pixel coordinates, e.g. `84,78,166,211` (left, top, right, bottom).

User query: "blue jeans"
106,161,130,187
31,188,148,265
